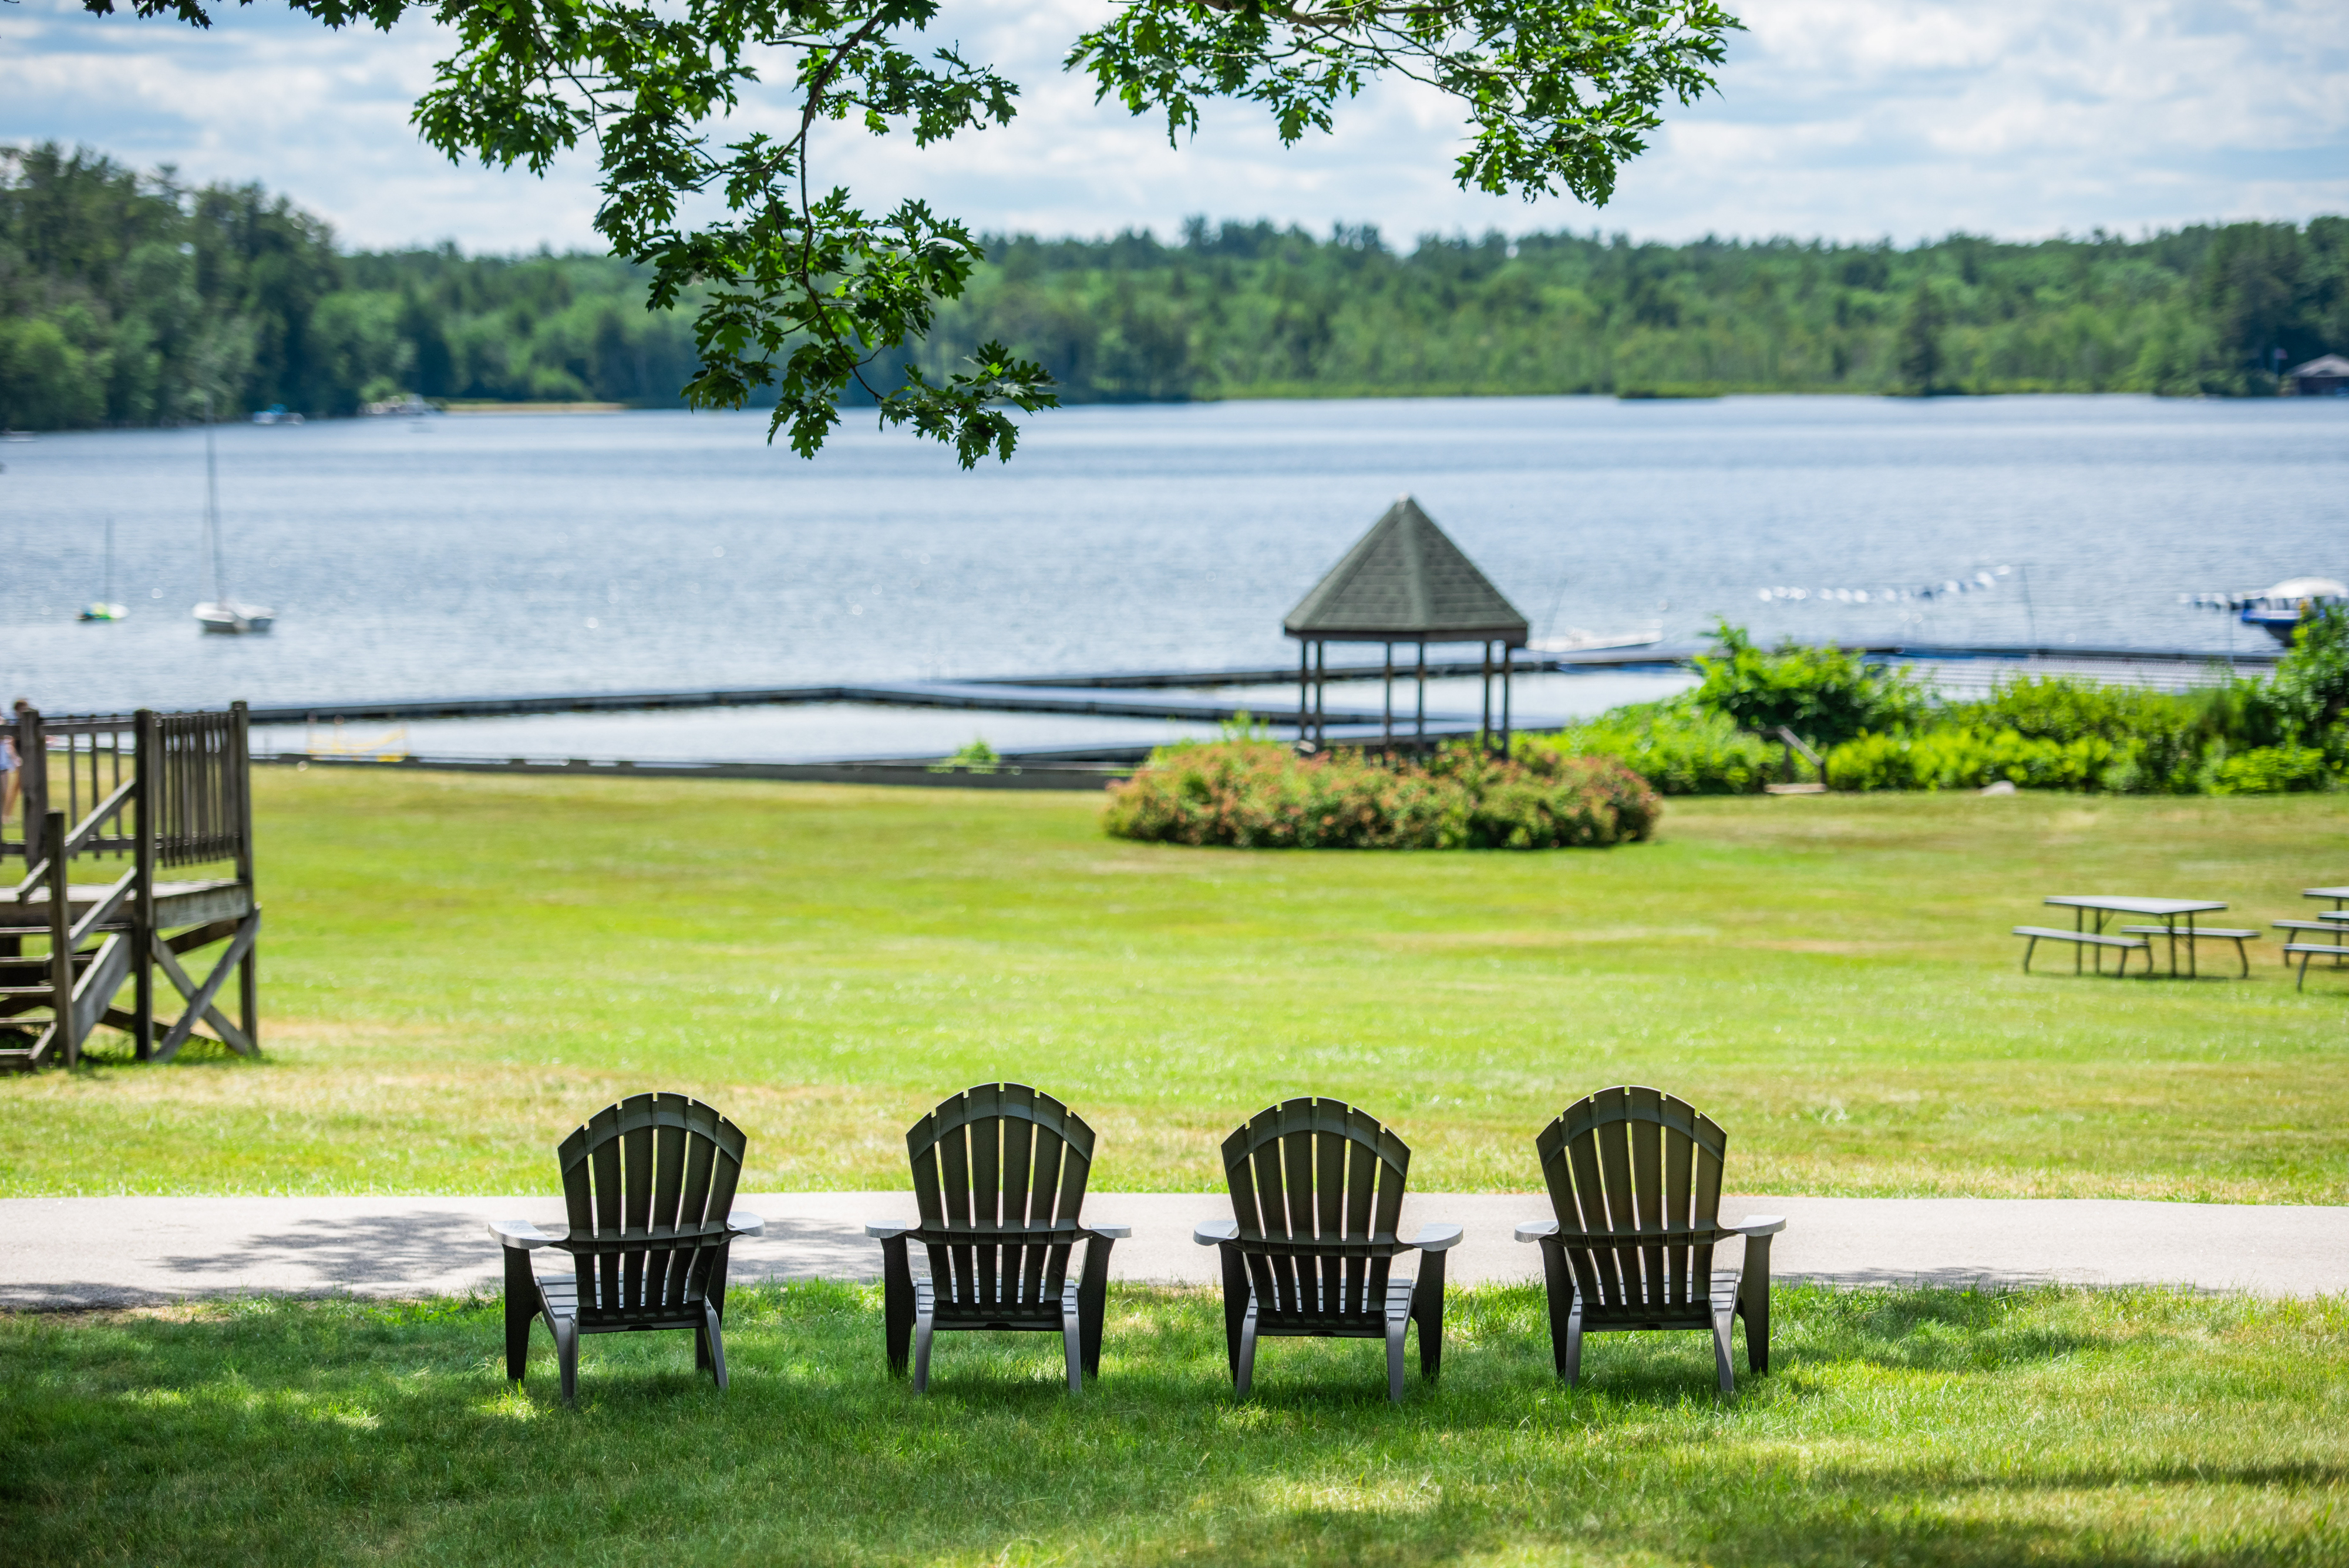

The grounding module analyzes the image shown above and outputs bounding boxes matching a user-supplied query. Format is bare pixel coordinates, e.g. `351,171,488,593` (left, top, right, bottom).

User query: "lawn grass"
1,770,2344,1200
4,1283,2344,1566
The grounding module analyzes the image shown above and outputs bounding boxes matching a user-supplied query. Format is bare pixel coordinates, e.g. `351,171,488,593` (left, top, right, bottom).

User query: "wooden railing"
6,703,252,874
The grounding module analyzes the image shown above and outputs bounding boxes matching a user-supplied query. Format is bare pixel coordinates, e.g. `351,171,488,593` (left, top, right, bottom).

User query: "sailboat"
79,517,129,622
191,405,274,635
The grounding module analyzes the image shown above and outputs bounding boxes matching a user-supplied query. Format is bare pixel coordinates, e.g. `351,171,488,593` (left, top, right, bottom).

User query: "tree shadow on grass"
4,1284,2339,1567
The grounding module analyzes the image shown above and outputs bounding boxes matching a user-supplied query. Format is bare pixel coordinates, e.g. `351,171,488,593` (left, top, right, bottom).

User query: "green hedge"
1824,728,2122,792
1537,696,1783,795
1103,742,1661,849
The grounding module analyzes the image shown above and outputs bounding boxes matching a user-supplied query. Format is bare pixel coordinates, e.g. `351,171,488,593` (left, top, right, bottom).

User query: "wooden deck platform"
0,880,253,935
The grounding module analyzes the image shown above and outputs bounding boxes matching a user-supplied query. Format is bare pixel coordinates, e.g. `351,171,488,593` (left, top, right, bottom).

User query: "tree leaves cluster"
79,0,1744,460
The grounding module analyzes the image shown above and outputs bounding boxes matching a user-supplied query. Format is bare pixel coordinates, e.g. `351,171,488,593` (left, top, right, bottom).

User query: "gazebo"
1284,495,1530,753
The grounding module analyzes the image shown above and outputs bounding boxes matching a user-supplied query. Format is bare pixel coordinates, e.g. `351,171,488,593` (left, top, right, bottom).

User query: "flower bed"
1103,741,1661,849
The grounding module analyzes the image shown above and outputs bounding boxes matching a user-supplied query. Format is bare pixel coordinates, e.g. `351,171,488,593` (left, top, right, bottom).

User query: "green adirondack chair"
1513,1086,1783,1393
489,1092,763,1402
1193,1097,1462,1401
866,1084,1129,1392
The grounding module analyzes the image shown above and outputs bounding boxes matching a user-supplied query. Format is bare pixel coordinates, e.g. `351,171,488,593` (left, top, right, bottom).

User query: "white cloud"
1,0,2341,250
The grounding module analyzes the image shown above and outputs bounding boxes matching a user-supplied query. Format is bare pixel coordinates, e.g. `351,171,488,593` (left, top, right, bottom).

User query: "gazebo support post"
1480,641,1493,751
1500,644,1513,755
1415,642,1426,749
1382,642,1394,755
1297,641,1310,747
1314,640,1327,748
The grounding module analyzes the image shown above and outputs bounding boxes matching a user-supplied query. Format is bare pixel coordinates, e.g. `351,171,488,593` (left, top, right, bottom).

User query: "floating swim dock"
227,641,2279,789
240,641,2268,729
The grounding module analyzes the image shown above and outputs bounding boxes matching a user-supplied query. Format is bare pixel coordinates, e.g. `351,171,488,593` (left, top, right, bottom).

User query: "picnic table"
2042,896,2234,978
2303,887,2349,909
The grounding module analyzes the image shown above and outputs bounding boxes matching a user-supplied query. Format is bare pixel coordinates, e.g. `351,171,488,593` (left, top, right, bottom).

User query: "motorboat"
2240,578,2346,644
2189,577,2347,644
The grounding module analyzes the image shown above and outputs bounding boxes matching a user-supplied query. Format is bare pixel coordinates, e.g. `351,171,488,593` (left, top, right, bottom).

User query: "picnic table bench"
2025,896,2236,978
2279,903,2349,990
2014,925,2149,976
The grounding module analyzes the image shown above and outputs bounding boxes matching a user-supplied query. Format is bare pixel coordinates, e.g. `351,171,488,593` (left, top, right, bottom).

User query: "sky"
3,0,2344,253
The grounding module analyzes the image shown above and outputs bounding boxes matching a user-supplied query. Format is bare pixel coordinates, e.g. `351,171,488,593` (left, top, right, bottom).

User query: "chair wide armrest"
1411,1222,1465,1253
1082,1222,1133,1241
1193,1219,1240,1246
1512,1219,1559,1244
864,1220,917,1240
488,1219,555,1250
1727,1214,1788,1237
727,1212,765,1239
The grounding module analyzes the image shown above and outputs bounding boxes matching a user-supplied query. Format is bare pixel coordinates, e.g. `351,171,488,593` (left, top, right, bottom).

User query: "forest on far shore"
3,142,2345,430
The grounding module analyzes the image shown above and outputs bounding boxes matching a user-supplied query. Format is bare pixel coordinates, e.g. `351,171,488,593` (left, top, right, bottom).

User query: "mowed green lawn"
2,769,2344,1200
5,1284,2345,1568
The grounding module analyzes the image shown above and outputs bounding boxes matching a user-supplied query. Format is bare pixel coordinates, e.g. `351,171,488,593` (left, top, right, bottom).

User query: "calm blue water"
3,395,2343,755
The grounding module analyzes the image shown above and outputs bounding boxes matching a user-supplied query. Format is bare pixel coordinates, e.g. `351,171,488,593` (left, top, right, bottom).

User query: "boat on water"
193,405,274,635
80,516,128,621
2240,577,2346,643
1528,625,1665,654
2186,577,2345,644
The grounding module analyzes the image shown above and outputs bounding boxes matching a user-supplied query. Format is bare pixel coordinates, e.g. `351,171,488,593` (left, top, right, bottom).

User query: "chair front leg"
502,1246,537,1382
1217,1243,1250,1385
881,1235,915,1377
911,1277,936,1394
1537,1239,1575,1379
1711,1300,1735,1394
1411,1248,1448,1383
1738,1233,1774,1375
553,1314,580,1405
1061,1280,1085,1394
702,1300,729,1391
1078,1234,1116,1378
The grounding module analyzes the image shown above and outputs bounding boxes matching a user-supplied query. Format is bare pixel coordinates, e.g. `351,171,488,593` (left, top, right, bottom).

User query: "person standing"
0,699,23,828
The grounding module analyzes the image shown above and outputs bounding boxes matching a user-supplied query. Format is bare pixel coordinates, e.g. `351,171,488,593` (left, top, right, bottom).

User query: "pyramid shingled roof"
1284,496,1530,644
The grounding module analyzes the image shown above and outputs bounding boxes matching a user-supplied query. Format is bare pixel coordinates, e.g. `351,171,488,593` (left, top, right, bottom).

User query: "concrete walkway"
5,1192,2345,1309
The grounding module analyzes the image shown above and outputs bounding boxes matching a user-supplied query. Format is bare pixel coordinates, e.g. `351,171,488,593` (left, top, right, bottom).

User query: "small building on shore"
2283,354,2349,395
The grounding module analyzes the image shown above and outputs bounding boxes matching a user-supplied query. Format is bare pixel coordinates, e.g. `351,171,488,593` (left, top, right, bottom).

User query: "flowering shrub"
1103,742,1661,849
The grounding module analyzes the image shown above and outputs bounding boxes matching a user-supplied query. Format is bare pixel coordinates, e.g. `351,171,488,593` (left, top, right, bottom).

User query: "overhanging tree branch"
84,0,1739,462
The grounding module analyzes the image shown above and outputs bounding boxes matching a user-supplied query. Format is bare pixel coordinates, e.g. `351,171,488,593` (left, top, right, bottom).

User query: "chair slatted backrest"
1220,1098,1411,1321
1536,1085,1727,1318
557,1093,746,1321
907,1084,1095,1315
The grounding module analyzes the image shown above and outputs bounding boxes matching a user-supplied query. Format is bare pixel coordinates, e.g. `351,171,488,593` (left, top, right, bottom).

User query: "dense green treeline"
0,144,699,427
5,142,2346,429
920,216,2349,401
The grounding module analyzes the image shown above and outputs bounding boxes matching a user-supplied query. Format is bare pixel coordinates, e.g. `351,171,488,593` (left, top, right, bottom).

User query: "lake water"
4,395,2343,759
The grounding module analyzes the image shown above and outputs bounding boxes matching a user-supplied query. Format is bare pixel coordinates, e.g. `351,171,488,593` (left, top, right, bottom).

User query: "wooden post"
1415,642,1426,746
1382,642,1393,753
18,708,46,863
42,811,74,1068
1296,641,1309,746
1500,644,1513,755
132,710,157,1062
231,701,258,1052
1480,642,1493,751
1320,641,1330,747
